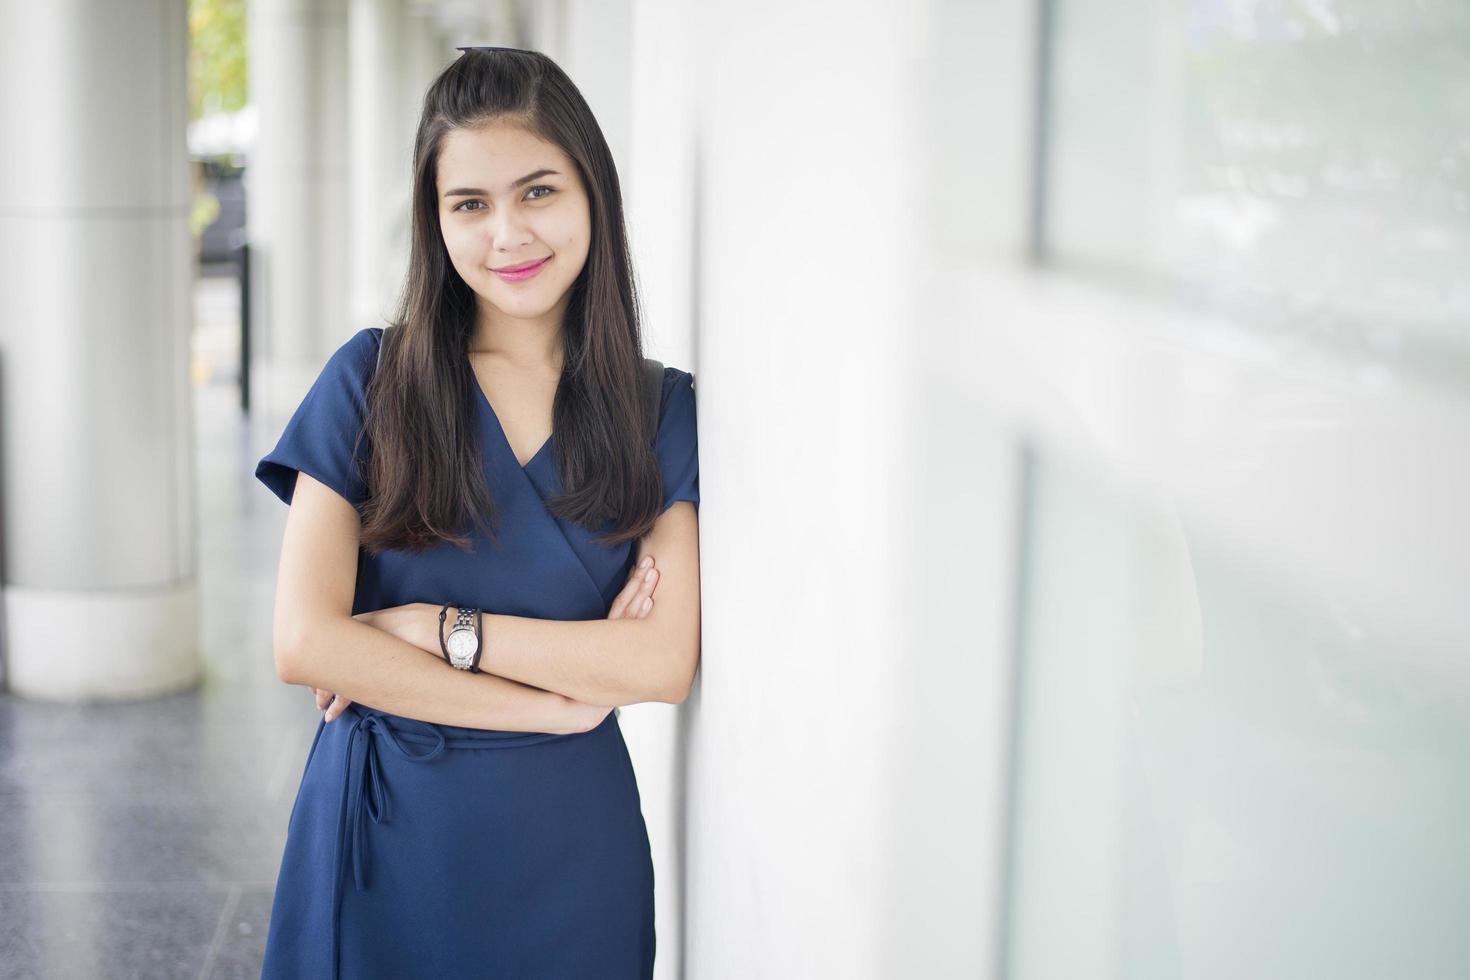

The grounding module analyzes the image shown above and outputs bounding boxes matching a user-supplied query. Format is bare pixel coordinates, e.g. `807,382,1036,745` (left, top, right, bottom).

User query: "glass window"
1001,451,1470,980
1041,1,1470,387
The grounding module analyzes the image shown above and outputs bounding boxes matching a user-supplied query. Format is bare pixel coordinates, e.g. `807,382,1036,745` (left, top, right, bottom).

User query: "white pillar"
348,0,405,330
388,7,457,285
0,0,200,700
248,0,351,403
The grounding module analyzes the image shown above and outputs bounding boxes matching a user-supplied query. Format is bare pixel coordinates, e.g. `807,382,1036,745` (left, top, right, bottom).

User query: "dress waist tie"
328,704,586,978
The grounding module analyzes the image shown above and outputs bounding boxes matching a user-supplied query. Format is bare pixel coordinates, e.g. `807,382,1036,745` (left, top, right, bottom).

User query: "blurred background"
1,0,1468,978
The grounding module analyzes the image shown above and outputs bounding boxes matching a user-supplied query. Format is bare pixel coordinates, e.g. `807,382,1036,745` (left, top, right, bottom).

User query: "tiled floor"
0,272,317,979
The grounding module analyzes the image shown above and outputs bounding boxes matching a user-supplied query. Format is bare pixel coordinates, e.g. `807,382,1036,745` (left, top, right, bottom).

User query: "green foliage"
188,0,247,120
190,185,221,237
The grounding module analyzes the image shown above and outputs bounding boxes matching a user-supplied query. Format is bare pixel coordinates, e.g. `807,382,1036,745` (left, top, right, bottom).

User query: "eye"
450,186,554,213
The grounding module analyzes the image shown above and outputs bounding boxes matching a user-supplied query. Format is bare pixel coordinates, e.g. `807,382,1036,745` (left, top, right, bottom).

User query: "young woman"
253,46,700,979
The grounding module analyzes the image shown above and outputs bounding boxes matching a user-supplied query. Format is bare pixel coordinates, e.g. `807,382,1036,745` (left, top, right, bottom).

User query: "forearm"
378,601,684,707
478,613,677,707
279,617,574,733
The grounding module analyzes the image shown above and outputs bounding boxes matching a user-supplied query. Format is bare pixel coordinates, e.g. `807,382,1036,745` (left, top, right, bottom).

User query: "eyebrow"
442,169,561,198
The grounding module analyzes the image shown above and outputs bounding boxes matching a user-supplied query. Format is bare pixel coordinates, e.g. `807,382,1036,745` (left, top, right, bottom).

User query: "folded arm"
480,500,702,706
283,611,572,731
271,471,573,732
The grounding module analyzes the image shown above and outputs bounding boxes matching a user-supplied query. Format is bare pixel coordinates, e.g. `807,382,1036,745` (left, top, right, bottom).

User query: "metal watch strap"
447,606,481,671
454,606,475,632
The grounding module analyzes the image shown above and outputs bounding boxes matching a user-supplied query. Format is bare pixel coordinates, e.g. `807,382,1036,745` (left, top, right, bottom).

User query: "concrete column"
348,0,406,330
0,0,199,699
247,0,351,404
387,8,454,287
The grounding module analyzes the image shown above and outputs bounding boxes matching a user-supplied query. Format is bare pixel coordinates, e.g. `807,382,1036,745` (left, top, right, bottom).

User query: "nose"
487,207,532,252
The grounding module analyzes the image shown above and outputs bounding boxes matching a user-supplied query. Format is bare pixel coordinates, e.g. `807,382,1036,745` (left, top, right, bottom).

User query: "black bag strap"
377,325,665,442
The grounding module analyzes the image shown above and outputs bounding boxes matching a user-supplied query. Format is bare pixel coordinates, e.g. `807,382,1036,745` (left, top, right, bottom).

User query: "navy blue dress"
253,327,698,979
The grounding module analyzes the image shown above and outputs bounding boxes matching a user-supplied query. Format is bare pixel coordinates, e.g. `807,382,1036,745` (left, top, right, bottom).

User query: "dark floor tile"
199,885,274,980
0,793,293,886
0,884,229,980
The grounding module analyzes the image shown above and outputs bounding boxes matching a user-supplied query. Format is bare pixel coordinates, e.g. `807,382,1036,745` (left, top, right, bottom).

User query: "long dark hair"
358,47,662,556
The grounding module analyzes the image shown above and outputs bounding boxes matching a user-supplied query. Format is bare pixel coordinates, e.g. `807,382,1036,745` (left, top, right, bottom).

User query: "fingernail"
642,596,652,612
639,556,652,568
644,568,656,582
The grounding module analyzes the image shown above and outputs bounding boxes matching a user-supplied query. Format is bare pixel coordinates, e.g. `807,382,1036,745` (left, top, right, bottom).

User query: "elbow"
273,608,354,687
273,637,301,686
659,644,700,705
272,618,313,686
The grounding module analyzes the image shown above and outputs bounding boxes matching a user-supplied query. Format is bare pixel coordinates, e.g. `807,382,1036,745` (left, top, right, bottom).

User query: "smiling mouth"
492,257,551,273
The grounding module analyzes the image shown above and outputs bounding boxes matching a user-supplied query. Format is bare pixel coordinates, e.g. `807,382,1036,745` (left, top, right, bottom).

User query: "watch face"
447,629,478,659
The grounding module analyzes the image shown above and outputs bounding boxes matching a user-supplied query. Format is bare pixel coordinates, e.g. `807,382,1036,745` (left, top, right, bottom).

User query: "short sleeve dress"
254,327,697,980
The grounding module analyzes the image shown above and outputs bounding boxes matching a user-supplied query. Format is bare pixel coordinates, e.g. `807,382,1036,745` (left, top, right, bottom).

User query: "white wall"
598,0,1470,976
658,0,1020,976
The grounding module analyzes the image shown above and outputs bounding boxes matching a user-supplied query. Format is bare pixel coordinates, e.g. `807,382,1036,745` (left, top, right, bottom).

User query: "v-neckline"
471,375,553,472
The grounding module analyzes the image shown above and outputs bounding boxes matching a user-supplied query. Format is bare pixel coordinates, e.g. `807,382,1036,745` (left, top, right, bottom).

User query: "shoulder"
656,365,697,430
660,364,696,407
655,364,698,448
254,327,382,508
332,326,383,370
317,327,383,391
652,365,700,509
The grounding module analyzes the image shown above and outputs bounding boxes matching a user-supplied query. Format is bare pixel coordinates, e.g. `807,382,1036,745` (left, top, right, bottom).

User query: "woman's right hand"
312,685,350,722
562,553,661,733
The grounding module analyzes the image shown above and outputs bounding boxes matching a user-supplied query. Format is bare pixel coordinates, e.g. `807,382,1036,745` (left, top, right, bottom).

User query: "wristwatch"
442,605,482,671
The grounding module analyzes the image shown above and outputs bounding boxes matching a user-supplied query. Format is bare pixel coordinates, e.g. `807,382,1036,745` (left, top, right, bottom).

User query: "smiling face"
435,120,592,336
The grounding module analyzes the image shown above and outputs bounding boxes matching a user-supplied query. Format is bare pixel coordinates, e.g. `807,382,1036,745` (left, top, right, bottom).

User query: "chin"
495,295,561,317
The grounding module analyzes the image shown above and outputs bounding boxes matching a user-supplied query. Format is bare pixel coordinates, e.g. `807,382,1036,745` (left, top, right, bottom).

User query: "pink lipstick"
492,256,551,282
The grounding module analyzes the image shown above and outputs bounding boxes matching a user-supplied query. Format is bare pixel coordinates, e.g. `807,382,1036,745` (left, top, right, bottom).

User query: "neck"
469,299,567,372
